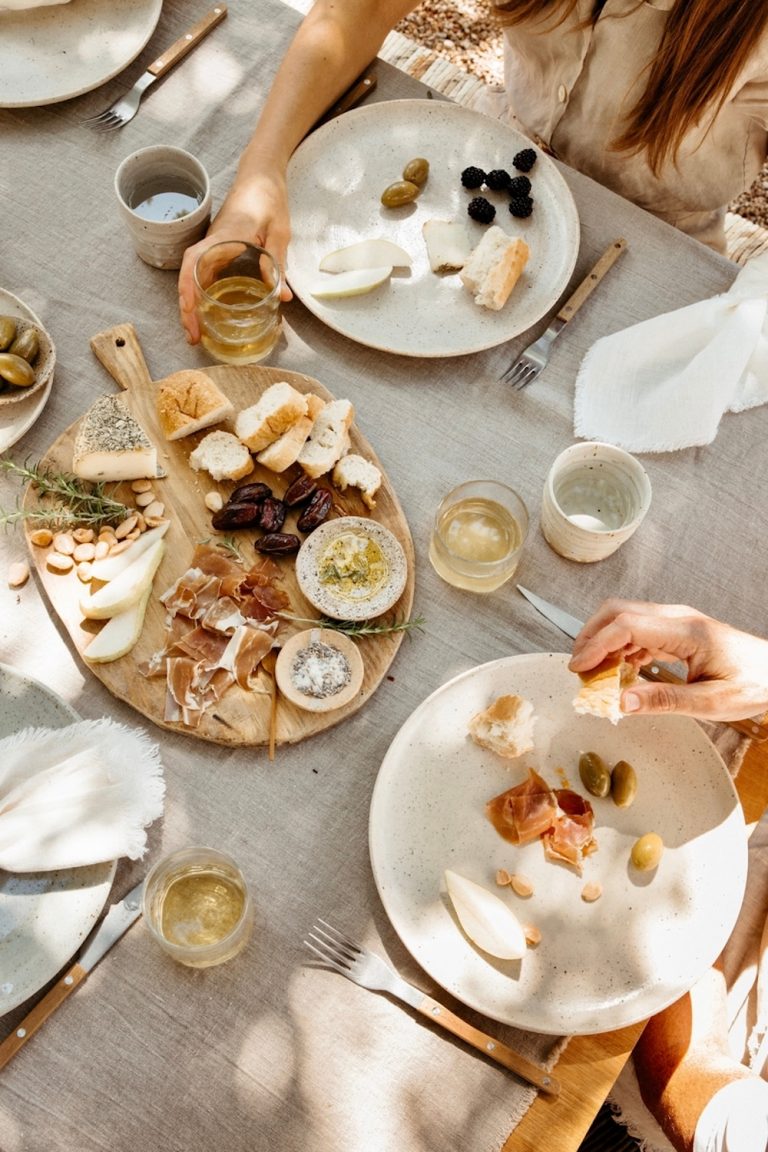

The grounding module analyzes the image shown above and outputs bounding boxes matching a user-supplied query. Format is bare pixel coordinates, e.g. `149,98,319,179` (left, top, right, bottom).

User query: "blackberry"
467,196,496,224
507,175,531,197
485,168,511,191
513,148,537,173
461,166,486,189
509,195,534,218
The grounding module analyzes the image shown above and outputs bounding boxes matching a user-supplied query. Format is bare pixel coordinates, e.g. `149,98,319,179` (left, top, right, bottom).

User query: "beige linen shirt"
495,0,768,252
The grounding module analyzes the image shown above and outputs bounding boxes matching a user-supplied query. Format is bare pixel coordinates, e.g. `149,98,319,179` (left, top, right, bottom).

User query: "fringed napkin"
574,252,768,452
0,718,164,872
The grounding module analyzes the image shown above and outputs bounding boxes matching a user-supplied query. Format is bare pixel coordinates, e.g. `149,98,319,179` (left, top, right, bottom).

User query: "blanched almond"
510,874,534,898
73,542,96,563
495,868,512,887
131,479,153,493
205,491,224,513
115,515,139,539
581,882,603,903
76,561,93,582
144,515,167,528
73,527,95,544
52,532,75,555
125,529,141,541
143,501,164,520
134,490,156,508
29,528,53,547
47,553,74,573
135,513,147,533
7,561,29,587
523,924,542,946
94,540,110,560
108,539,132,556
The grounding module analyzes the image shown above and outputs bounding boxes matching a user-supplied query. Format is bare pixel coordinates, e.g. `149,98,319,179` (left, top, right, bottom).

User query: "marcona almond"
144,515,167,528
523,924,542,946
94,540,110,560
125,528,141,541
581,882,603,903
7,561,29,587
47,553,74,573
73,527,95,544
131,479,153,493
135,513,147,532
114,515,139,539
510,873,535,898
108,539,132,556
52,531,75,555
134,490,156,508
29,528,53,547
73,542,96,563
76,561,93,582
495,868,512,887
143,501,164,520
205,491,224,513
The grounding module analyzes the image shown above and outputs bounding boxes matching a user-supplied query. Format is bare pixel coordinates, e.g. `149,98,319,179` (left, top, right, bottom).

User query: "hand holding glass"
193,241,282,365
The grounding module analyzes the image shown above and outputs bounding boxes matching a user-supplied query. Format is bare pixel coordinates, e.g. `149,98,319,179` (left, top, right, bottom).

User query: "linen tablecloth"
1,2,764,1150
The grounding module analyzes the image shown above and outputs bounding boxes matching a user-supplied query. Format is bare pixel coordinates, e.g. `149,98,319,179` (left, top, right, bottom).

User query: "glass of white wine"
429,480,529,593
142,846,254,968
193,240,282,365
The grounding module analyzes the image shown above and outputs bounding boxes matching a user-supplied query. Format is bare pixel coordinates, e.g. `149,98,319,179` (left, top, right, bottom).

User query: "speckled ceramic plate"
0,664,115,1016
0,0,162,108
286,100,579,357
295,516,408,621
0,289,55,452
369,653,748,1034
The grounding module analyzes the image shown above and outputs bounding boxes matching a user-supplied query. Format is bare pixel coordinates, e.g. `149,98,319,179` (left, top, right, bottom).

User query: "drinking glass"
193,241,282,364
429,480,529,593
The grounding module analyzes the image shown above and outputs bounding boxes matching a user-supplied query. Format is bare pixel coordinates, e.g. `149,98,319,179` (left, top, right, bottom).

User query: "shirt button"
557,84,568,103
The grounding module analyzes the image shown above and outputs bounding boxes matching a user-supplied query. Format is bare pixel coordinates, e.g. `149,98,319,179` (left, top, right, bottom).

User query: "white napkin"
0,1,72,9
574,252,768,452
0,718,164,872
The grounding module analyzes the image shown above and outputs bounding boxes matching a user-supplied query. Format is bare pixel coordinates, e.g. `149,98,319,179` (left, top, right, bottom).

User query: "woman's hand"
178,170,293,345
568,599,768,722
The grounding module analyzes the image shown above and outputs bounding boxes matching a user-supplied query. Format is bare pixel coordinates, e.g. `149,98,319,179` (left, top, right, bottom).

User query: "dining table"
2,2,768,1151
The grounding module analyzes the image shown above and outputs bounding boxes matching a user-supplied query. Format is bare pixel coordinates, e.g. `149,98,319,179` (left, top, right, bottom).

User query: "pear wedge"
84,585,153,663
319,239,412,272
80,538,165,620
309,266,392,299
89,522,170,583
445,869,527,960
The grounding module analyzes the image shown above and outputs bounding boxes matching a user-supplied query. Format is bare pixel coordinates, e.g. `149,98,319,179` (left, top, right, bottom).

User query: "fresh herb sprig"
199,534,245,563
277,611,425,638
0,457,132,530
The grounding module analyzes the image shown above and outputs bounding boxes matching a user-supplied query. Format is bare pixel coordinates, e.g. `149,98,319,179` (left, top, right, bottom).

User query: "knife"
0,880,144,1070
517,584,768,743
311,69,378,133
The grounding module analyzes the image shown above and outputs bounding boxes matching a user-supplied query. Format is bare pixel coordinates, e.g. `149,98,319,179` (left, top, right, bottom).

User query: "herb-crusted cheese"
73,395,157,482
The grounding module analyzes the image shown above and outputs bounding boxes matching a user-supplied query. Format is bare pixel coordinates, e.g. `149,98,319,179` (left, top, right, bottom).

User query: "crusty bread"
468,694,536,759
255,394,325,472
235,381,308,452
460,227,529,311
573,657,638,724
188,430,254,483
156,369,235,442
332,453,382,510
297,398,354,479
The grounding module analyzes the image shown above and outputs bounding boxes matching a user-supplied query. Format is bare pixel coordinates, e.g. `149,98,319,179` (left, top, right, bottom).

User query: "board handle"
90,324,154,392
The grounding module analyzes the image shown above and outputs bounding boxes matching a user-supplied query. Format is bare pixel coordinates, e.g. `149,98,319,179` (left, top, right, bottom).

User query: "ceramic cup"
428,480,529,593
114,145,212,270
540,442,652,562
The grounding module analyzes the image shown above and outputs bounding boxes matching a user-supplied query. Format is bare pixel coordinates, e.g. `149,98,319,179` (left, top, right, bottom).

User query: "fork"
83,5,228,130
305,919,560,1095
500,238,627,389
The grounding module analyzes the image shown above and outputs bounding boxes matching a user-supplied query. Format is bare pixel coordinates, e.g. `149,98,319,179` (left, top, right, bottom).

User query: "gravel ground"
397,0,768,225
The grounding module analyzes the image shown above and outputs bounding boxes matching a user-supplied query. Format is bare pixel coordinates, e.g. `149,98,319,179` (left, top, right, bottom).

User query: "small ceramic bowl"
0,307,56,408
275,628,364,713
296,516,408,621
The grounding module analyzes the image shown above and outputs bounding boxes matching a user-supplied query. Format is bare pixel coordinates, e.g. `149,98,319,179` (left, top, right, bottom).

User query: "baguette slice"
460,226,529,311
156,369,234,441
297,398,354,479
189,430,254,483
332,453,382,510
256,394,324,472
235,381,308,452
573,657,638,724
468,694,536,759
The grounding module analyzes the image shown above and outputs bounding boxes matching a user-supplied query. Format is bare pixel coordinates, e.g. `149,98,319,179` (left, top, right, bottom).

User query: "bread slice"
255,394,324,472
573,657,638,724
235,381,308,452
297,398,354,479
468,694,536,759
460,226,529,311
332,453,382,510
188,430,254,483
156,369,235,442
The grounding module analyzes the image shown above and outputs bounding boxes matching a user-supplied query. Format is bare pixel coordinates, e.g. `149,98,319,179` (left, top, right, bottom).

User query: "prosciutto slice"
543,790,598,874
486,769,558,846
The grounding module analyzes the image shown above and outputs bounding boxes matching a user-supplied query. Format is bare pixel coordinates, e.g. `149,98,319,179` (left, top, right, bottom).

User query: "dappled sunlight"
147,47,246,123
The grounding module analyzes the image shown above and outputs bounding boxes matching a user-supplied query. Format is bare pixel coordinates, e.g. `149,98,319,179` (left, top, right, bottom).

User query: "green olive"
0,316,17,352
9,326,39,364
611,759,638,808
578,751,611,798
0,352,36,388
630,832,664,871
402,157,429,186
380,180,420,208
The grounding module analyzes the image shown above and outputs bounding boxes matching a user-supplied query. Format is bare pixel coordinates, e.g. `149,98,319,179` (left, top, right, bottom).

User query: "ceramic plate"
369,653,748,1034
0,289,55,452
286,100,579,357
0,0,162,108
0,664,115,1016
296,516,408,620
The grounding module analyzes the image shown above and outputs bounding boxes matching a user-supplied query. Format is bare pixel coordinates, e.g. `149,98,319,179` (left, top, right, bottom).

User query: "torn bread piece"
156,369,235,441
188,430,254,483
235,381,308,452
297,398,354,479
422,219,472,273
468,694,536,759
460,226,529,311
332,453,382,510
573,657,638,724
255,394,325,472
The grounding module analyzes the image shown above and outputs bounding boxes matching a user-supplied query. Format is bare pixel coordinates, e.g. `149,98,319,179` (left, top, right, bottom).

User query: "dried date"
255,533,301,555
211,502,265,531
257,496,287,533
229,481,272,505
297,488,333,532
283,472,317,507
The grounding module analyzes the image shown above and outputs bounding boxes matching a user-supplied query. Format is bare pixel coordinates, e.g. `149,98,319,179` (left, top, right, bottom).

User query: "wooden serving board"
25,323,415,747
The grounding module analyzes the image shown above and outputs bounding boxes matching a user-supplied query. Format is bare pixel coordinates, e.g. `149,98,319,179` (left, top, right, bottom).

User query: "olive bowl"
0,312,56,408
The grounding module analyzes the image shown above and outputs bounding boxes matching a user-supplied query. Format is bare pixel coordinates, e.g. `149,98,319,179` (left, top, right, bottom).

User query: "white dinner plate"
0,664,115,1016
0,0,162,108
0,289,54,453
369,653,748,1034
286,99,580,357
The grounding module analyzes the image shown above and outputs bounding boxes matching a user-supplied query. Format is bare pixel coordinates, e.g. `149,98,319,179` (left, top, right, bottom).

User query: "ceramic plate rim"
0,289,54,452
368,652,748,1034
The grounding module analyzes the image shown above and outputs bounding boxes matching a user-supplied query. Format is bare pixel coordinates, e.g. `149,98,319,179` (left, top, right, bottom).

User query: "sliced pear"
83,585,152,663
80,538,165,620
445,869,527,960
319,239,412,273
309,266,393,299
89,522,170,583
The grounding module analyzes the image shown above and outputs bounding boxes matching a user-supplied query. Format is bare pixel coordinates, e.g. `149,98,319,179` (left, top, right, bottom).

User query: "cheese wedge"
73,394,157,482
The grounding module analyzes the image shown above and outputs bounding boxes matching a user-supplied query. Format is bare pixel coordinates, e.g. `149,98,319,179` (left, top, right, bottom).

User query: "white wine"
429,495,524,592
198,274,281,364
160,870,245,948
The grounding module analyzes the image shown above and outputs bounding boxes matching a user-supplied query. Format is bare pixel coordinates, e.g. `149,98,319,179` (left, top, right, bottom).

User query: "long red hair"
492,0,768,174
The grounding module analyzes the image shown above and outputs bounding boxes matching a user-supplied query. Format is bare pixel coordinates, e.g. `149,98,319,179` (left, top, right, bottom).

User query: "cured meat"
486,772,598,872
543,790,598,874
220,623,277,690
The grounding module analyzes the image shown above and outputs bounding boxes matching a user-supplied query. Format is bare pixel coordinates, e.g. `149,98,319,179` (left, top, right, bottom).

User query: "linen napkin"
0,1,72,8
574,252,768,452
0,718,164,872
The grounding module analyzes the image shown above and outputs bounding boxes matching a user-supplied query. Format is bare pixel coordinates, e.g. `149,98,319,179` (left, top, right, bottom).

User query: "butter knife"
517,584,768,742
0,880,144,1069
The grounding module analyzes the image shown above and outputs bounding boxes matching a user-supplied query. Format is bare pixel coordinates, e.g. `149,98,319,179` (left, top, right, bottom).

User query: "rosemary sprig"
199,535,245,563
277,611,425,638
0,457,132,530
